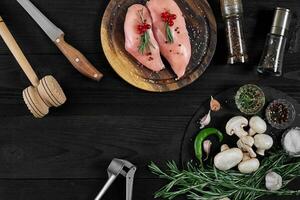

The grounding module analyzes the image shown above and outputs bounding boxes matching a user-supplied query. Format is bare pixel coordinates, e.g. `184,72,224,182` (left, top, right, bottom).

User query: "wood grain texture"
0,179,299,200
0,17,39,86
101,0,217,92
55,35,103,81
0,0,299,199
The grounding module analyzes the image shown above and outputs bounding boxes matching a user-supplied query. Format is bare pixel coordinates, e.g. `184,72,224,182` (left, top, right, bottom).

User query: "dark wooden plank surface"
0,0,299,199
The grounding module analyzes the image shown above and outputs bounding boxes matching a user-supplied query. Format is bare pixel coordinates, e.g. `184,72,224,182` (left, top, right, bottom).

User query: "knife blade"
17,0,103,81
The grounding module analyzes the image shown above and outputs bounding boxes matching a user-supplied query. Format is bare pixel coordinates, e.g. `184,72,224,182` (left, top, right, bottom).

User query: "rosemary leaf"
149,151,300,200
138,31,150,54
166,23,174,43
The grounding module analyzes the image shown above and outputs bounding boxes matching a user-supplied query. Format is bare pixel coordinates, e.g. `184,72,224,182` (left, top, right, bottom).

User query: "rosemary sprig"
137,9,155,54
161,11,176,43
149,151,300,200
166,23,174,43
138,31,151,54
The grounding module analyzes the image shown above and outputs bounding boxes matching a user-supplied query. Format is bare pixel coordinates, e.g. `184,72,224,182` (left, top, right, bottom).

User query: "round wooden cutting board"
180,87,300,165
101,0,217,92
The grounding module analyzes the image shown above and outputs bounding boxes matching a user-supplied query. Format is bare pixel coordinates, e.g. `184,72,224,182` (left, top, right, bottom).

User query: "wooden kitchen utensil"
17,0,103,82
0,16,66,118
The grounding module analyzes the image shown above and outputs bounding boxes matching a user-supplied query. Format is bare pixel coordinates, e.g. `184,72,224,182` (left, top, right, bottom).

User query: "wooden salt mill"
0,16,66,118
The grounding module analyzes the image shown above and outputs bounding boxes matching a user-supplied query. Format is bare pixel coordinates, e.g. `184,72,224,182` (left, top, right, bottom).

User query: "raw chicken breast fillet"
147,0,191,78
124,4,165,72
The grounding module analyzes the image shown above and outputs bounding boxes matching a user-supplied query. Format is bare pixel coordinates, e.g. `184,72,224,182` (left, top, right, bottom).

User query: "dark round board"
101,0,217,92
181,87,300,165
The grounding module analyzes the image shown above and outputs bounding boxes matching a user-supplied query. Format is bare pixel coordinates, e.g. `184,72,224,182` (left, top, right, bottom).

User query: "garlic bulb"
282,127,300,157
199,111,211,129
265,171,282,191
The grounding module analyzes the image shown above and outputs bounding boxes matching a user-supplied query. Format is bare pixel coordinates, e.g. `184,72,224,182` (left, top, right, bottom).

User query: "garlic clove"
265,171,282,191
210,96,221,112
203,140,212,160
199,110,211,129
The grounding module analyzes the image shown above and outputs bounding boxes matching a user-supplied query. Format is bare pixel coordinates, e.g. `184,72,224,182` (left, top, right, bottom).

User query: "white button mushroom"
238,153,260,174
214,145,243,171
265,171,282,191
237,136,257,158
221,144,230,152
226,116,249,138
249,116,267,136
254,134,273,156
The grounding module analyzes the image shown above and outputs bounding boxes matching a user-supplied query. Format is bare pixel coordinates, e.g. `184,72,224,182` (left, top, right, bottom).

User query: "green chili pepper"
194,128,224,166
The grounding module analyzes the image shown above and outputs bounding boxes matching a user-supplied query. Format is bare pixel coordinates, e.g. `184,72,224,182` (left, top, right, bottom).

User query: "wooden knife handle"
55,35,103,81
0,16,40,87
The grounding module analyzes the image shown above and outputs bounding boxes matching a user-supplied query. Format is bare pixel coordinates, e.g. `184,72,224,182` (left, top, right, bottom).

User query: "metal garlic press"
94,158,137,200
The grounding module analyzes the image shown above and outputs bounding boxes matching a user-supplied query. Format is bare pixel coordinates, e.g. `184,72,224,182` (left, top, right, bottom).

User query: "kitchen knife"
17,0,103,81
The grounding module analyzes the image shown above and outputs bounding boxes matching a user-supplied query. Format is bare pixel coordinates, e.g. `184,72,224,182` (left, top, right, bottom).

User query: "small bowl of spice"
266,99,296,129
235,84,266,115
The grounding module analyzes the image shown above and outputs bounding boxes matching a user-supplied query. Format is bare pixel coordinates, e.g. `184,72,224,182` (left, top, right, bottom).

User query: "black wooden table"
0,0,299,199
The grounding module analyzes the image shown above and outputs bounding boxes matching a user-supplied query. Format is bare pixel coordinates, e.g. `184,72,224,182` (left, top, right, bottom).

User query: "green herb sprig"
161,11,176,43
138,31,151,54
166,24,174,43
137,9,155,54
149,151,300,200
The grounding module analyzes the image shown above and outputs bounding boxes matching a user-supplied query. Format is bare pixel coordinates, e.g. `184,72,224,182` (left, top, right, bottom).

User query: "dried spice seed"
161,11,176,43
269,103,289,124
221,0,248,64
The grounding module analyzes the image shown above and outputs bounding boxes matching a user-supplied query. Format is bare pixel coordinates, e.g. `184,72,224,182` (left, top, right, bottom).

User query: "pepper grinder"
220,0,248,64
257,8,291,76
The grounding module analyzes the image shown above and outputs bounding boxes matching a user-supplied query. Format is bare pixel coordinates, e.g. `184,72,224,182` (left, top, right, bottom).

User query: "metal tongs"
95,158,137,200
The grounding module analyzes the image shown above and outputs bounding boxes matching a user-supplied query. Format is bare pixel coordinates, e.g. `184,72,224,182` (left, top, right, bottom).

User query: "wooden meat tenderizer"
0,16,66,118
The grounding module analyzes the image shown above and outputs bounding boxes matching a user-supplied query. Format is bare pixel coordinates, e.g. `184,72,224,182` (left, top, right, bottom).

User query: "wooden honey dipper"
0,16,66,118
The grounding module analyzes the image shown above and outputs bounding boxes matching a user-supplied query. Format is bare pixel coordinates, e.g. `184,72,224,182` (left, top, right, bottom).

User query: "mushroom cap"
249,116,267,134
225,116,248,136
254,134,273,150
214,148,243,171
238,158,260,174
